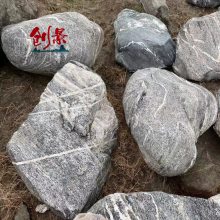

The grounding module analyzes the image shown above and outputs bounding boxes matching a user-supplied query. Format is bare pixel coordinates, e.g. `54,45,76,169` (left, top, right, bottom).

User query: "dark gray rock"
123,68,218,177
114,9,175,72
174,12,220,81
74,213,107,220
1,12,104,75
187,0,220,8
140,0,169,23
14,203,30,220
7,62,118,219
89,192,220,220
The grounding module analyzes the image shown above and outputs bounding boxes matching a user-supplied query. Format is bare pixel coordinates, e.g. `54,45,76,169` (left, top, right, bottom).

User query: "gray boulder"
7,62,118,219
187,0,220,8
0,0,38,28
140,0,169,23
114,9,175,72
1,12,104,75
88,192,220,220
123,68,218,176
174,12,220,81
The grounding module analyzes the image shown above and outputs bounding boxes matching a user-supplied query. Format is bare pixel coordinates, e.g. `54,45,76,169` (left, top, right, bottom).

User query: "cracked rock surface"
1,12,104,75
214,89,220,137
7,62,118,219
174,11,220,81
187,0,220,8
88,192,220,220
114,9,175,72
123,68,218,177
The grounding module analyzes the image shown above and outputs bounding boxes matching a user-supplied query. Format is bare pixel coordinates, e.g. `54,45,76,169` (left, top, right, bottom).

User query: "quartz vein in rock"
88,192,220,220
174,11,220,81
1,12,104,75
114,9,175,72
123,68,218,176
7,62,118,219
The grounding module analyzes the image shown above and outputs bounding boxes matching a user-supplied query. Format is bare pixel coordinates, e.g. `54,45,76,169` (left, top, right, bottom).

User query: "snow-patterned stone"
174,12,220,81
114,9,175,72
7,62,118,219
123,68,218,177
89,192,220,220
1,12,104,75
187,0,220,8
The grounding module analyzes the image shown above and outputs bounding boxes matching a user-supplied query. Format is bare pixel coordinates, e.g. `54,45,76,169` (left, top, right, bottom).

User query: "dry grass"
0,0,218,219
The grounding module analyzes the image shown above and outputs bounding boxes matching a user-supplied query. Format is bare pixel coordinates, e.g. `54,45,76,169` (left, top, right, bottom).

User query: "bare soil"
0,0,218,219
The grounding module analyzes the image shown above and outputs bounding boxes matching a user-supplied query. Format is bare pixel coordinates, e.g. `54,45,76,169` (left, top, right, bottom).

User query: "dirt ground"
0,0,219,219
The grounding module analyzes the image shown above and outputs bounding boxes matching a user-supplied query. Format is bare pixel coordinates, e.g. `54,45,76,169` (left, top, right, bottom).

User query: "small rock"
114,9,175,72
7,62,118,219
35,204,49,214
174,11,220,81
14,203,30,220
140,0,169,23
187,0,220,8
123,68,217,176
74,213,107,220
1,12,104,75
89,192,220,219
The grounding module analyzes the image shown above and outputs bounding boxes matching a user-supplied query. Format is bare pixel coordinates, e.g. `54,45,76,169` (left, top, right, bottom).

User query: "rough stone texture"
74,213,107,220
173,11,220,81
1,12,104,75
14,203,30,220
140,0,169,23
123,68,218,177
7,62,118,219
187,0,220,8
214,90,220,137
0,0,38,28
114,9,175,72
179,129,220,197
89,192,220,220
209,194,220,205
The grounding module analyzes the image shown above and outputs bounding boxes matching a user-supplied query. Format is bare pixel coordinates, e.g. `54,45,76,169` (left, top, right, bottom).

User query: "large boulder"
173,12,220,81
140,0,169,23
1,12,104,75
7,62,118,219
114,9,175,72
0,0,38,28
187,0,220,8
0,0,39,66
123,68,218,177
88,192,220,219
